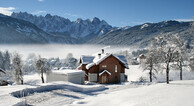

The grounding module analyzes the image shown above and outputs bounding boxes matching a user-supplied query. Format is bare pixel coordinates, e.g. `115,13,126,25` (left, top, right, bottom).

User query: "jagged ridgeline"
11,12,113,43
0,13,79,44
0,12,193,47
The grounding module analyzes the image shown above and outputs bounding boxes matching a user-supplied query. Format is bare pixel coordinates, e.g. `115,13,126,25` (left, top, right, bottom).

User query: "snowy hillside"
88,20,194,48
11,12,113,41
0,13,79,44
0,13,48,44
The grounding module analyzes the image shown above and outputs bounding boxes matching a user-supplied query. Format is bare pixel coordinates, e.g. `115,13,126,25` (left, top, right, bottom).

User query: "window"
102,65,107,68
115,65,117,72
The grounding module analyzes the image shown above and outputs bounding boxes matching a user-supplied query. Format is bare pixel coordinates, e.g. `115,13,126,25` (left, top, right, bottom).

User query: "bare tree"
154,34,179,84
189,56,194,71
171,35,189,80
12,53,23,85
36,56,50,83
189,48,194,71
144,49,160,82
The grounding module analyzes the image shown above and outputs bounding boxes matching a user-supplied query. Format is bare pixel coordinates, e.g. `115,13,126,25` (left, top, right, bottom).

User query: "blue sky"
0,0,194,27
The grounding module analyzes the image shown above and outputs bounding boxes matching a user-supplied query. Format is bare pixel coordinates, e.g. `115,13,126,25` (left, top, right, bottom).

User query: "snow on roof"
0,68,6,74
114,55,129,69
86,63,96,70
86,54,111,70
85,53,129,69
51,69,85,75
99,70,111,76
93,53,111,65
81,55,95,64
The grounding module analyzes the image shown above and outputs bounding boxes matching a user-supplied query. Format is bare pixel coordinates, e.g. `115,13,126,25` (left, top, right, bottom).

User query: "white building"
46,70,85,84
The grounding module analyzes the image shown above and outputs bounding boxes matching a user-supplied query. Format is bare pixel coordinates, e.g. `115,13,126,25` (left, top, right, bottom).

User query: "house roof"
81,55,95,64
81,53,129,69
99,70,111,76
0,68,6,74
114,55,128,66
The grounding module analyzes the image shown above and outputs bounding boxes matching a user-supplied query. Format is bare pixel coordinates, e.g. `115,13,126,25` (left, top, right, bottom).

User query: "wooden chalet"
78,49,129,84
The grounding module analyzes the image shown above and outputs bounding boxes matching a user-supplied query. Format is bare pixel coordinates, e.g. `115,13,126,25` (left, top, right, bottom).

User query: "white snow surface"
141,24,149,29
1,65,194,106
99,70,111,76
0,74,105,106
51,69,85,75
73,80,194,106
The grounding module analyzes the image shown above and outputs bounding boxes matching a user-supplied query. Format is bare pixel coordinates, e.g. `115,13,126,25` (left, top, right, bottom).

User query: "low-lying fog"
0,44,134,59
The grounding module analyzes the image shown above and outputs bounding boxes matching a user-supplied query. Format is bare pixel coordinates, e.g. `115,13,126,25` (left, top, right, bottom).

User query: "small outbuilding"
46,70,85,84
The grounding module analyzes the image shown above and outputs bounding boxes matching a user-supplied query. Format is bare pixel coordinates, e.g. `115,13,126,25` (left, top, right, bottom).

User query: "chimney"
98,53,101,59
102,49,104,54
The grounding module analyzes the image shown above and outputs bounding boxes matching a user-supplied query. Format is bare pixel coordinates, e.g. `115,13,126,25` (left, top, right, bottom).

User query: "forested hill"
88,20,194,48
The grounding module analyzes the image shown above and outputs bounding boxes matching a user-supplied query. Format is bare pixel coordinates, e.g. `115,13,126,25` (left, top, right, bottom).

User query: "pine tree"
0,51,5,70
3,51,11,70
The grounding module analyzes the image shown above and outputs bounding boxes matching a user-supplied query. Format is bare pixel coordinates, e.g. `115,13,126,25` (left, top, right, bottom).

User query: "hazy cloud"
32,10,47,15
131,21,152,25
0,7,15,16
64,13,79,17
175,19,194,22
38,0,44,2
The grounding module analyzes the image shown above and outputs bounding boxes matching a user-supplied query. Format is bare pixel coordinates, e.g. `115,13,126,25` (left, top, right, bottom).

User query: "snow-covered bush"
12,52,23,85
48,53,78,69
22,53,38,74
138,76,147,82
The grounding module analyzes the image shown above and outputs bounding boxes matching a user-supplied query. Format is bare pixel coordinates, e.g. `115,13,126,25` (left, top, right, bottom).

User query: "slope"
88,20,194,48
0,14,79,44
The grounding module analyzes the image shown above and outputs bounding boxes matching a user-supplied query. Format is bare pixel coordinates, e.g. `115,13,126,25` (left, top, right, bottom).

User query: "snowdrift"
11,81,106,98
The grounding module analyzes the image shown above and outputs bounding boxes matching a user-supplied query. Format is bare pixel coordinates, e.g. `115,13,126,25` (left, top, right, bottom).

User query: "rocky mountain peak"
91,17,101,24
76,18,83,23
11,12,113,39
45,14,52,18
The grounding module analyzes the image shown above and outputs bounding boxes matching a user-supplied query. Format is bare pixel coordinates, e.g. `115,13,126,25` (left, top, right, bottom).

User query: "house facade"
78,50,129,84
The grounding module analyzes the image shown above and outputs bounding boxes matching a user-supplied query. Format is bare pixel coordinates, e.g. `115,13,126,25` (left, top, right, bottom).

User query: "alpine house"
78,49,129,84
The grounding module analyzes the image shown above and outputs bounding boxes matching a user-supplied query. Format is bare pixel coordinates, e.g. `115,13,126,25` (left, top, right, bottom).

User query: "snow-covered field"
0,65,194,106
73,80,194,106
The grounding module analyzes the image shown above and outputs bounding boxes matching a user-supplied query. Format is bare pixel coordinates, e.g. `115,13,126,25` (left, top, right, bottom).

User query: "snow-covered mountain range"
11,12,113,41
1,12,193,47
88,20,194,48
0,13,79,44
